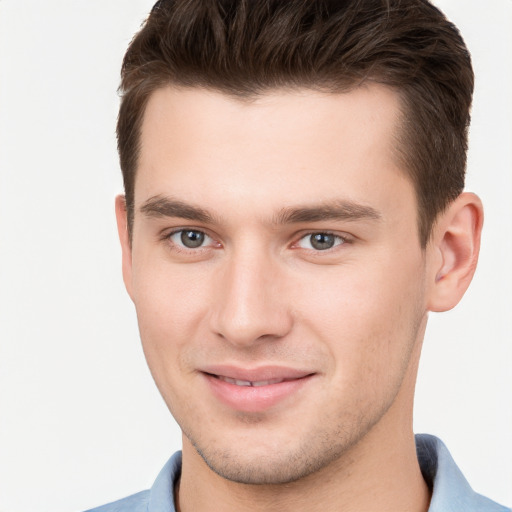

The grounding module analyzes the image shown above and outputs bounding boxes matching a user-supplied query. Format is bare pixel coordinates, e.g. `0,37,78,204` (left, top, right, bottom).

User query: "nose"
209,248,293,347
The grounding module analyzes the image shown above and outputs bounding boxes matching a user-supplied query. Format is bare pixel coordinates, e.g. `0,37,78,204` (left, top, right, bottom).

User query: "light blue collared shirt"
85,434,510,512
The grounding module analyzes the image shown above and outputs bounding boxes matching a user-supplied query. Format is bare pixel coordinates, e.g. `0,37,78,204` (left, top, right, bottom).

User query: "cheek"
131,266,211,416
295,255,426,384
131,258,212,374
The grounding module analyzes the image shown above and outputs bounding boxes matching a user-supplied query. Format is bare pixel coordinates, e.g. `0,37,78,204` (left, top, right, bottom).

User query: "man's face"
120,85,433,484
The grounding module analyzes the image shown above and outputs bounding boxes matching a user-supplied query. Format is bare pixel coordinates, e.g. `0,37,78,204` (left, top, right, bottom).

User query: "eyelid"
161,227,221,250
292,230,352,251
159,226,353,252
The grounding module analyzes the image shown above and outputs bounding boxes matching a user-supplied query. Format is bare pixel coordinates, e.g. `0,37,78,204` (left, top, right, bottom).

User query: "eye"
297,232,345,251
169,229,212,249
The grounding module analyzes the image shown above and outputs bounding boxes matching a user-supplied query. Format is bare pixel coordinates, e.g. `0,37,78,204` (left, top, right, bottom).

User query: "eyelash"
162,228,219,253
294,231,349,252
161,229,351,254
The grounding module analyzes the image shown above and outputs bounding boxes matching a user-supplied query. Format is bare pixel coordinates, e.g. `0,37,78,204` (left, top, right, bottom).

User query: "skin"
116,85,483,512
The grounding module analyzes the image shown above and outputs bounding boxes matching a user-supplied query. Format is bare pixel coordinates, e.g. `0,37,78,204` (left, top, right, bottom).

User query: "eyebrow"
274,201,382,224
140,196,215,223
140,195,381,225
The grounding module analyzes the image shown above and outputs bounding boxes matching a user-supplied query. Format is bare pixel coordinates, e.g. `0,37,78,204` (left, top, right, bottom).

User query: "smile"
201,367,315,412
214,375,290,387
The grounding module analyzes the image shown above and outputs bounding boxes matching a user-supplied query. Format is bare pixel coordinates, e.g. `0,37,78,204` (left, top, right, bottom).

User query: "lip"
200,365,315,413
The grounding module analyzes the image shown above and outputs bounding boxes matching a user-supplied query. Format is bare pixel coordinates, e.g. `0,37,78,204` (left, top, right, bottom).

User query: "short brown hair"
118,0,474,246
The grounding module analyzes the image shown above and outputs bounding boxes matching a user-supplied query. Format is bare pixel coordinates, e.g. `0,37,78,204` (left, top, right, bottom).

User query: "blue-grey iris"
181,230,205,248
310,233,336,250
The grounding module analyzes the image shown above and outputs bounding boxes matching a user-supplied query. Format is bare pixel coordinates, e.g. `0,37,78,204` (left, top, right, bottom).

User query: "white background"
0,1,510,510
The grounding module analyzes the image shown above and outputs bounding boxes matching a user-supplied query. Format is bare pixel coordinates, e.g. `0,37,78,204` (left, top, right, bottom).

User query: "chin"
189,430,355,486
199,448,331,485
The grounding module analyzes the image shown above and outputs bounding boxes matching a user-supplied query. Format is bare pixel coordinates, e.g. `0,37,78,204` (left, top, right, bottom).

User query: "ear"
115,195,134,300
427,192,484,312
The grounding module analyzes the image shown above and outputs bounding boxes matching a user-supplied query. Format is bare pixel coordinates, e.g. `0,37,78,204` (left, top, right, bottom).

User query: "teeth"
218,376,285,387
220,377,251,386
252,378,284,386
235,379,252,386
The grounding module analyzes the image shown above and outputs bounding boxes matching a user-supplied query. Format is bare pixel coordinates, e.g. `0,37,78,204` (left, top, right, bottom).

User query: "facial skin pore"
116,85,482,512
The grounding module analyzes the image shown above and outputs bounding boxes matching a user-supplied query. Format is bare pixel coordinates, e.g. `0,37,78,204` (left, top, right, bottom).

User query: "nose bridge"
211,243,291,346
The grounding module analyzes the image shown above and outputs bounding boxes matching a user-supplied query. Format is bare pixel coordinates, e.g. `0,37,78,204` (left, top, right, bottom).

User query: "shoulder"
82,451,182,512
416,434,511,512
83,490,150,512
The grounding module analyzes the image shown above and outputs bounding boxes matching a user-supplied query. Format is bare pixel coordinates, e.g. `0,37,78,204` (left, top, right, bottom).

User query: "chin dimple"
216,375,286,387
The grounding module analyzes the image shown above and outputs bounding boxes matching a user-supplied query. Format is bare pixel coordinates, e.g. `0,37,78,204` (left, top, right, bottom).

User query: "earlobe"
427,192,484,312
115,195,134,300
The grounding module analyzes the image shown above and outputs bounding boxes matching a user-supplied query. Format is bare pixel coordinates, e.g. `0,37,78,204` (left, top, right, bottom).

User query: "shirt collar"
146,436,509,512
148,451,181,512
416,434,509,512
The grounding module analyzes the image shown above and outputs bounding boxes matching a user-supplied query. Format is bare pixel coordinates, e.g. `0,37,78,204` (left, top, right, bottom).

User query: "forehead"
136,85,413,221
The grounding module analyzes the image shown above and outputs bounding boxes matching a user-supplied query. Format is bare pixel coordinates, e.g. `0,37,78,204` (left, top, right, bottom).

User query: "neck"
177,412,430,512
177,336,430,512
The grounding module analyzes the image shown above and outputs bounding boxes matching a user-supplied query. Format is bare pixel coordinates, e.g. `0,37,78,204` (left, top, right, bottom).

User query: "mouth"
201,366,315,412
208,374,301,387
